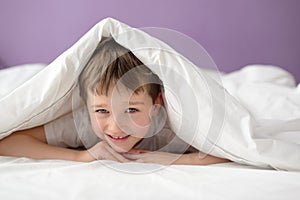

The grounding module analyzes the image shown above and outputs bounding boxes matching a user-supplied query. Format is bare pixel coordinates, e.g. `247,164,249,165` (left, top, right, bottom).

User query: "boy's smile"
87,84,162,153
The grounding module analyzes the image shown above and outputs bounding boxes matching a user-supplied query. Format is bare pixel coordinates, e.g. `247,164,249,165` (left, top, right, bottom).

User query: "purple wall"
0,0,299,81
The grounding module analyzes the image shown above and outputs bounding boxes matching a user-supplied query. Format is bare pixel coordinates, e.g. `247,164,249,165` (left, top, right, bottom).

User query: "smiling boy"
0,37,229,165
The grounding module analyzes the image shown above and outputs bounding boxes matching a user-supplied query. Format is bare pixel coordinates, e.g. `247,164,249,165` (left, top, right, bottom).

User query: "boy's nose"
106,116,123,134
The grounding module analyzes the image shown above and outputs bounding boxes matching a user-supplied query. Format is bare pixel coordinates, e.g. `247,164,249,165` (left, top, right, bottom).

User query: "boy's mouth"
106,134,130,141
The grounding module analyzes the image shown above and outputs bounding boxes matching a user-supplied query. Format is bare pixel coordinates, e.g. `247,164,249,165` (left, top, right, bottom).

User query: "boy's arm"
174,152,230,165
0,126,93,162
0,126,130,163
124,149,230,165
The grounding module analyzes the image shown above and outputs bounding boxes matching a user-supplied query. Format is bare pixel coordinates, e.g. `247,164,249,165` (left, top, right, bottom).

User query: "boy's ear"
151,92,163,116
154,92,163,105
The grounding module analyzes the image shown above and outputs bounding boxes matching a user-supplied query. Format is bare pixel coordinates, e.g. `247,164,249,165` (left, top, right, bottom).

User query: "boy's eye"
96,109,109,114
126,108,138,113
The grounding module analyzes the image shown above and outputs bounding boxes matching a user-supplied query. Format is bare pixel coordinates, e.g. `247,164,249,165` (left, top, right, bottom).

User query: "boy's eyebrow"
129,101,144,105
91,102,144,107
92,103,107,108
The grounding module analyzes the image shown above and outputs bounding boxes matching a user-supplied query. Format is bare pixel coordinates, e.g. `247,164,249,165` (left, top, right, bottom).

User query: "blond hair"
78,37,162,103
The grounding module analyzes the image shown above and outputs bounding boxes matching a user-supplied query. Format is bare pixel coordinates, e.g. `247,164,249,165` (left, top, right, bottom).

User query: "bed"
0,18,300,199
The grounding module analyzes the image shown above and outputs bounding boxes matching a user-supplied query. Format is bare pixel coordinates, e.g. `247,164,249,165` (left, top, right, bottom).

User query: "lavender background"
0,0,299,81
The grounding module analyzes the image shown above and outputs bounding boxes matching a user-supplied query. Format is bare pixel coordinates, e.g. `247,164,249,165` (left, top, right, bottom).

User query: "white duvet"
1,18,300,171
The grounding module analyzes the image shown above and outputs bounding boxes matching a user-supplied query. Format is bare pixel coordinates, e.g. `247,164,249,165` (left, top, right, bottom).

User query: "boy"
0,37,228,165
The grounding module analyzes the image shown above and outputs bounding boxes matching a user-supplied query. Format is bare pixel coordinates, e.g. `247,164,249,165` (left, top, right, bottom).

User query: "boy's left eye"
96,109,109,114
126,108,138,113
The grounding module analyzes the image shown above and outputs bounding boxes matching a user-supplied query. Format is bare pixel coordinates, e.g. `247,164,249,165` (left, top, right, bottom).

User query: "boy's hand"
123,149,180,165
78,141,131,163
123,149,230,165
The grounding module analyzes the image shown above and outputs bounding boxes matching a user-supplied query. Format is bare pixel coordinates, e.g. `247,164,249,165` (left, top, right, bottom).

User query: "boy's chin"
111,144,133,153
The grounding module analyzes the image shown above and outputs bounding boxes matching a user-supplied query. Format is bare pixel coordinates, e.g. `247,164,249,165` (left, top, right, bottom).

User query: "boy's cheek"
90,119,105,139
130,114,152,127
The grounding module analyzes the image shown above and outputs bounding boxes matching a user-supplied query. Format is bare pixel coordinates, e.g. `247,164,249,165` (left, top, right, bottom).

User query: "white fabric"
0,157,299,200
0,63,45,97
222,65,300,121
0,18,300,170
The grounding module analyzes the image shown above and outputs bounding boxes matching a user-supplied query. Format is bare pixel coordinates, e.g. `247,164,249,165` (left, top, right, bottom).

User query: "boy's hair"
78,37,162,103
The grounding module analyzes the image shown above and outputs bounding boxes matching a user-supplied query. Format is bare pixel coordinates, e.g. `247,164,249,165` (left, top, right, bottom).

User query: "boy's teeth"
112,135,127,139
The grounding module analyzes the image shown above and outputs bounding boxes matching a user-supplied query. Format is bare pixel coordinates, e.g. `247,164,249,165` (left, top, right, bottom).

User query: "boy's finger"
129,149,152,153
105,145,131,162
128,149,141,153
123,153,143,160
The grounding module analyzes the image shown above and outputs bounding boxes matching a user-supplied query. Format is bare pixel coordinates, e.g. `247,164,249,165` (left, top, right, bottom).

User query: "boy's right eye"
95,109,109,114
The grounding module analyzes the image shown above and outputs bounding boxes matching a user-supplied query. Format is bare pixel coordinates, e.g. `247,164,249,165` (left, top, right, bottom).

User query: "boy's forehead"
90,83,143,96
87,86,151,104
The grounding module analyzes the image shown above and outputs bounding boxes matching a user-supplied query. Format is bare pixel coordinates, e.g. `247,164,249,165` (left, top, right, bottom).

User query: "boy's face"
87,84,161,153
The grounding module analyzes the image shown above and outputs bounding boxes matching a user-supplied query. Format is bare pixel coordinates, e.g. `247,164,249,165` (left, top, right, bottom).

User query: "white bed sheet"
0,156,299,200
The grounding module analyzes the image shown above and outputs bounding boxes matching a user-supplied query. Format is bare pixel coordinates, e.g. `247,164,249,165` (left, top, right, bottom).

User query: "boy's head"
78,37,164,152
79,37,161,104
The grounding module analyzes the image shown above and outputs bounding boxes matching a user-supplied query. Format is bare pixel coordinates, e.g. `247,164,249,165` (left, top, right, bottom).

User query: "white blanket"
1,18,300,171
